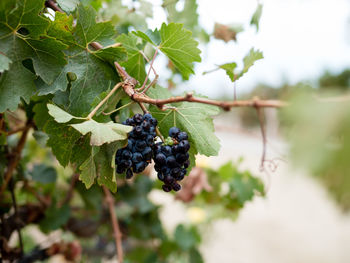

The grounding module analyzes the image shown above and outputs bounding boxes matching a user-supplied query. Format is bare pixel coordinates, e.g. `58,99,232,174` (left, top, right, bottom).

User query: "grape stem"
86,82,123,120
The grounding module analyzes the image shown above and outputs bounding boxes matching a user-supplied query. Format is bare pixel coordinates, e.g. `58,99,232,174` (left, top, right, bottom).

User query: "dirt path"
151,115,350,263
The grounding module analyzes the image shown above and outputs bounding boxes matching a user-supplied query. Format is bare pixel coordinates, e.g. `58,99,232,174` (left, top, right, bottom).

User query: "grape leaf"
148,86,220,156
240,48,263,78
215,48,263,83
0,0,68,112
40,6,127,115
0,53,11,73
162,0,199,32
47,103,82,123
79,141,124,192
250,4,263,31
79,147,100,188
159,23,201,80
40,204,70,232
219,62,237,82
56,0,79,13
71,120,132,146
116,33,146,83
30,164,57,184
132,29,161,46
44,120,82,167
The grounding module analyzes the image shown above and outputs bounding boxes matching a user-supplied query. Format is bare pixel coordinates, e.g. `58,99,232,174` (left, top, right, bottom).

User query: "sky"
147,0,350,98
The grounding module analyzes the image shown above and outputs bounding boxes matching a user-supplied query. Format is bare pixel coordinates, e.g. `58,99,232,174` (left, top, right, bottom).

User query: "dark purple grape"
162,146,172,156
135,140,147,151
143,113,152,121
166,156,177,168
132,152,143,163
157,172,164,181
172,183,181,192
142,147,153,160
133,113,143,123
169,127,180,137
134,161,146,173
184,159,190,168
122,150,132,159
126,169,133,179
155,153,166,165
175,153,187,163
150,117,158,126
162,184,172,192
141,121,150,130
177,132,188,141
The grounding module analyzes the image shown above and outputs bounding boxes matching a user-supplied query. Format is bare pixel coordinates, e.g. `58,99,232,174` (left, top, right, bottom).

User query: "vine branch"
102,186,124,263
0,122,32,196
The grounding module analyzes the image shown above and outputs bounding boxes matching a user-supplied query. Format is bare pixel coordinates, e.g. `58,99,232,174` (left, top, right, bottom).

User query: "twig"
6,126,28,136
102,186,124,263
137,49,159,93
102,101,135,116
87,83,123,119
132,92,287,110
255,103,267,171
0,122,32,196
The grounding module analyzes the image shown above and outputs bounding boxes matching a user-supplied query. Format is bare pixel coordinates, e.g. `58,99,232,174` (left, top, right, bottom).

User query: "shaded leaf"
30,164,57,184
40,204,70,232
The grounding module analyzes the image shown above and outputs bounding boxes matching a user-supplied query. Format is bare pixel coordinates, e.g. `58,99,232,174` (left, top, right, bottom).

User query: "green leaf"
116,33,146,83
75,5,115,47
0,53,11,73
216,48,263,83
40,204,70,232
219,62,237,82
71,119,132,146
79,147,100,188
30,164,57,184
56,0,79,13
189,248,204,263
148,86,220,156
1,0,49,38
240,48,263,78
0,0,68,112
47,12,75,45
174,224,200,251
79,142,124,192
44,120,82,167
250,4,263,31
162,0,199,32
159,23,201,80
47,104,80,123
39,6,124,115
218,161,265,205
133,29,161,46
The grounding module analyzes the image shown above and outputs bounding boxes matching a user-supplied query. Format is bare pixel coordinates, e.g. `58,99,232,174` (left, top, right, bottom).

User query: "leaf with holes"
38,5,127,115
0,0,68,112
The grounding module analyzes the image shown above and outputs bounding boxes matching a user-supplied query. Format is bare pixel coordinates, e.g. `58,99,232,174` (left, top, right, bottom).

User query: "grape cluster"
115,113,157,179
153,127,190,192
